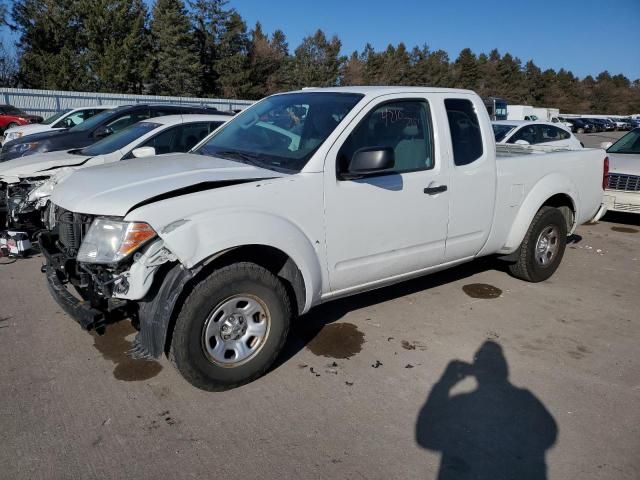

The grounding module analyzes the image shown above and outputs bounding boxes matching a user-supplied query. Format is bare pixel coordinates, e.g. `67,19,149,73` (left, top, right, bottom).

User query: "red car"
0,105,43,133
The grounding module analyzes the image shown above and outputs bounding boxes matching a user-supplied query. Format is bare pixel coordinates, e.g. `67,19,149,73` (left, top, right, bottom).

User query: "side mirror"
514,139,530,146
131,146,156,158
600,141,612,150
343,147,395,179
94,125,113,138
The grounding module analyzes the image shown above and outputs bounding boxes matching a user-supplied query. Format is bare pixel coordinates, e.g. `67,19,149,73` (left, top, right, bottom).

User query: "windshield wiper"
212,150,263,167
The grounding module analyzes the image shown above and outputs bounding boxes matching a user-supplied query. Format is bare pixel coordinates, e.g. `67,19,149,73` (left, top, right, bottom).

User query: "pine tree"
244,22,288,98
78,0,150,93
12,0,86,89
189,0,228,95
215,11,250,98
290,30,342,88
149,0,200,96
453,48,479,90
341,51,365,86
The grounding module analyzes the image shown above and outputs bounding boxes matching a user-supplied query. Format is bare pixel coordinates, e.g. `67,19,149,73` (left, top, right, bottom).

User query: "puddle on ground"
611,226,638,234
462,283,503,299
92,321,162,381
305,322,365,359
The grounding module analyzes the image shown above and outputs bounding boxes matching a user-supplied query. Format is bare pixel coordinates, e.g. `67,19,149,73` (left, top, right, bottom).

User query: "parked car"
39,86,605,390
492,121,582,149
564,118,593,134
2,106,113,145
0,105,43,134
592,128,640,219
0,104,228,162
589,118,610,132
580,118,602,132
0,114,230,230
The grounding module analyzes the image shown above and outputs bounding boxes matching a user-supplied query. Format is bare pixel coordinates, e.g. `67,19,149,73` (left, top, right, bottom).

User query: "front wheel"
169,262,292,391
508,207,567,283
577,128,584,134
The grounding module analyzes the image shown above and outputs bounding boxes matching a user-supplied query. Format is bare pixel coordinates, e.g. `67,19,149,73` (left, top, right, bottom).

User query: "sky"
232,0,640,80
2,0,639,80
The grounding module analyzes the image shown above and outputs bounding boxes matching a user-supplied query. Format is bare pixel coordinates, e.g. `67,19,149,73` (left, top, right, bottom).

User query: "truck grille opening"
53,205,93,254
607,174,640,192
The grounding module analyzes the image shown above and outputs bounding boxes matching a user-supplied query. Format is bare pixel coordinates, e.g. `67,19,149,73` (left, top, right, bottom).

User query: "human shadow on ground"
415,341,558,480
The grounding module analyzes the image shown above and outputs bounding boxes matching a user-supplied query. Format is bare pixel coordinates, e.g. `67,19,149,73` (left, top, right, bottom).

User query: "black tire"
169,262,291,391
6,122,18,130
508,207,567,283
577,128,584,134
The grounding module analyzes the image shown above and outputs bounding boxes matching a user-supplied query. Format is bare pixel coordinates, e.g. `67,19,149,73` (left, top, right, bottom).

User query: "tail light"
602,156,609,190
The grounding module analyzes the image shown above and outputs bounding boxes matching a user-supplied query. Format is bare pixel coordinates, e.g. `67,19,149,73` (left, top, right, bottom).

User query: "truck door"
442,97,496,261
323,97,450,292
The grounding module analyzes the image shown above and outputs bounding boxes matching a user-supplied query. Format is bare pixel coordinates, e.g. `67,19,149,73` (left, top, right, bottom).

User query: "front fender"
149,209,323,313
501,173,578,253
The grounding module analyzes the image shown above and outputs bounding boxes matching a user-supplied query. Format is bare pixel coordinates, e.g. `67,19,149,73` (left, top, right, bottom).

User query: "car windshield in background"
41,110,71,125
77,122,161,156
196,92,364,173
492,124,516,142
4,107,27,116
607,129,640,154
69,109,118,132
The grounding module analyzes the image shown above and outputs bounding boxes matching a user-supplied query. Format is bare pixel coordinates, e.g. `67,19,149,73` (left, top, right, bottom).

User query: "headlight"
4,131,22,142
77,218,157,264
11,142,39,154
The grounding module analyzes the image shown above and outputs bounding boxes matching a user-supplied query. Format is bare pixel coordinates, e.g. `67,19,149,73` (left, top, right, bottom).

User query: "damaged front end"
3,176,52,230
41,204,187,359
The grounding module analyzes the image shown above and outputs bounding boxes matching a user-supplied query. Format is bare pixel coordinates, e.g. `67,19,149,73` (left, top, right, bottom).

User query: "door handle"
424,185,448,195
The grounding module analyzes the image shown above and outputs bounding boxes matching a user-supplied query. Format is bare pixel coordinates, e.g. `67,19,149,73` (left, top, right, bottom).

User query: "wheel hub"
220,314,247,341
535,225,559,266
202,295,271,367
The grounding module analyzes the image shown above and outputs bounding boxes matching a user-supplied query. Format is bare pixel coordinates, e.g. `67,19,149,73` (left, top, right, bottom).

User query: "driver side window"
338,100,434,176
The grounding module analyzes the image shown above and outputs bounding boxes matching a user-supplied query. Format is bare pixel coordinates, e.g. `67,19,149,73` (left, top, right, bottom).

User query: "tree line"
1,0,639,114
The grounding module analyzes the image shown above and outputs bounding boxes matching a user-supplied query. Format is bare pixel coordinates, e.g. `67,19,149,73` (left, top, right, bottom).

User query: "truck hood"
608,153,640,176
5,123,51,135
0,150,90,182
50,153,286,216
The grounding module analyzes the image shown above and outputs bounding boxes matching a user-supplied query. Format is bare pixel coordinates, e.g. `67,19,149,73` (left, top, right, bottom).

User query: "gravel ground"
1,207,639,479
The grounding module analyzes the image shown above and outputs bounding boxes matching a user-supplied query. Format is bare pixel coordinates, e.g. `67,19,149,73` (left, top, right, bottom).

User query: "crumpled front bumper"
44,265,105,331
40,232,105,331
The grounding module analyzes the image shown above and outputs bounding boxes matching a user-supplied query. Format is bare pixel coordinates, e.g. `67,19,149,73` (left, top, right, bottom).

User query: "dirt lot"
1,159,639,478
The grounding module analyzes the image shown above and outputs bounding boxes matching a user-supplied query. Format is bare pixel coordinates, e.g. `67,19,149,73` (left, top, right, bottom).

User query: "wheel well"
541,194,575,232
196,245,306,316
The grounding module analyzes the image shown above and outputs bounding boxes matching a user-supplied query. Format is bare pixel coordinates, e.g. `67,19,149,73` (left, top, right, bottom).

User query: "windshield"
196,92,364,172
78,121,161,156
3,106,26,116
41,110,71,125
607,129,640,154
69,109,119,132
492,124,516,142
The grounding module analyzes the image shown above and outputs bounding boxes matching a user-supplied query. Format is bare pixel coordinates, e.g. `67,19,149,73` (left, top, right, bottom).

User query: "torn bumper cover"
41,230,197,360
45,266,104,330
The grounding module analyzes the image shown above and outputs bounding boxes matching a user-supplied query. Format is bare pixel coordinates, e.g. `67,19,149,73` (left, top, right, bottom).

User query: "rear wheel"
577,127,584,134
508,207,567,283
6,122,18,130
169,262,291,391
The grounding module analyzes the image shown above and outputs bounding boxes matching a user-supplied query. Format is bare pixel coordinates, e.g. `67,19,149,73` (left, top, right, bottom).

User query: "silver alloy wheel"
535,225,560,266
202,295,270,367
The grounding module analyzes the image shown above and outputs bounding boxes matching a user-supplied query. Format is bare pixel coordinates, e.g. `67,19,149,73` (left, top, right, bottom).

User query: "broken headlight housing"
77,218,157,264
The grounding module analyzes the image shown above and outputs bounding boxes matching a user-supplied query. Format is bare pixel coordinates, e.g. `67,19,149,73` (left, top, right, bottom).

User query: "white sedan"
492,120,583,149
2,106,113,145
596,128,640,217
0,114,230,228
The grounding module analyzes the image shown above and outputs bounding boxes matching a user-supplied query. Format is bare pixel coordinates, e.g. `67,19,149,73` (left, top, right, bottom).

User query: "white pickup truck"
40,87,606,390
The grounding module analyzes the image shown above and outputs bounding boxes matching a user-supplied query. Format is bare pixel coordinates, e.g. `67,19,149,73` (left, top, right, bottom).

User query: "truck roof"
294,86,476,96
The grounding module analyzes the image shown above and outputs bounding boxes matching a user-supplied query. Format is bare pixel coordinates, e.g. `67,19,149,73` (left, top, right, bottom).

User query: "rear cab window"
444,98,484,166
